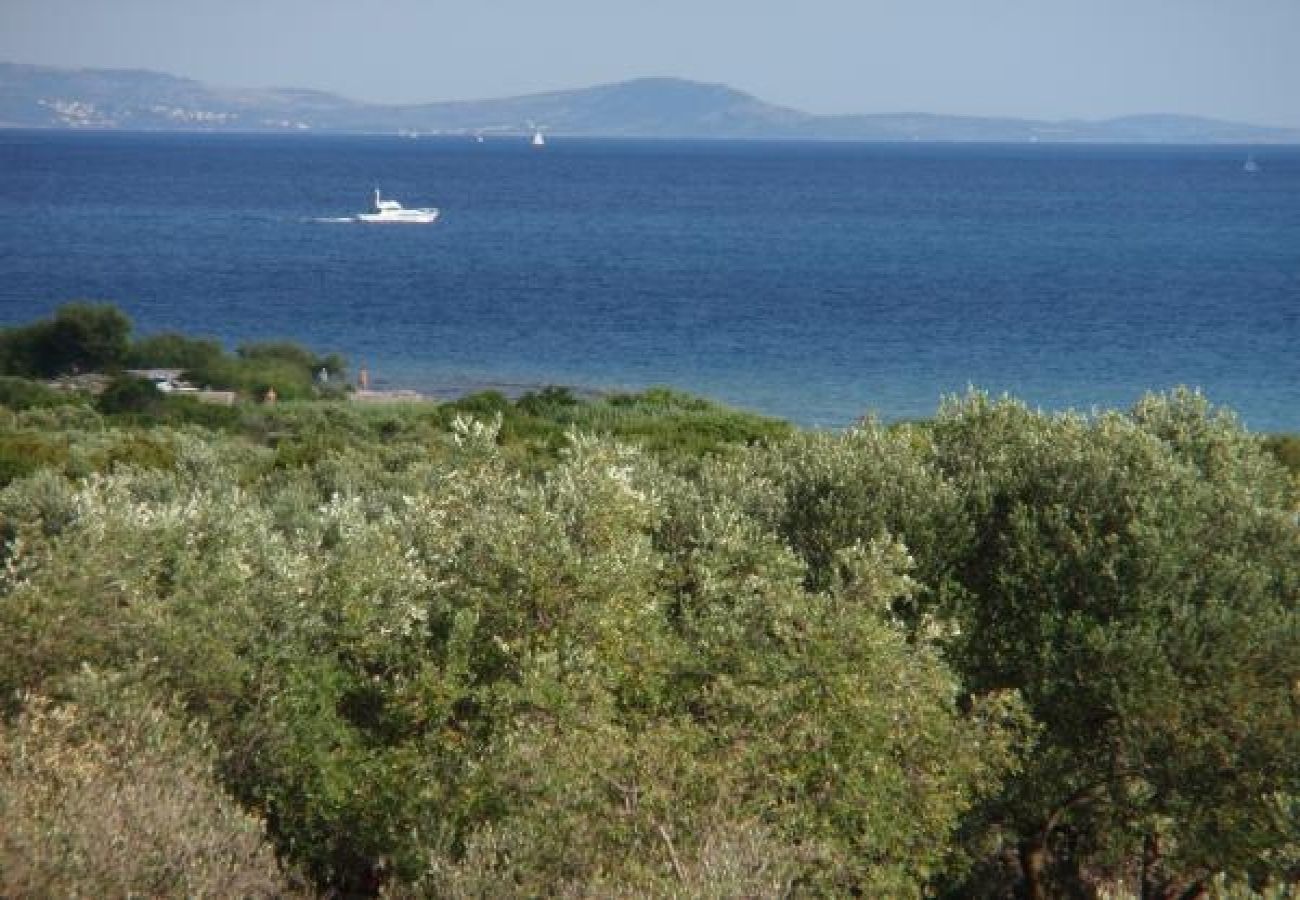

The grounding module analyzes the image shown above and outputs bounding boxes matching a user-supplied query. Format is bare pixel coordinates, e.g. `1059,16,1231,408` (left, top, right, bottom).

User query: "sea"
1,130,1297,430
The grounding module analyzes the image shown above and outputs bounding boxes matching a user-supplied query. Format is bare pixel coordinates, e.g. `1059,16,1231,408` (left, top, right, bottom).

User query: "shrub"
238,340,344,376
97,374,167,416
515,385,579,416
0,302,132,377
0,432,71,487
442,389,510,418
1264,433,1300,475
930,392,1300,898
0,375,83,411
14,402,103,432
130,331,226,370
160,394,243,430
2,379,1294,897
0,672,302,899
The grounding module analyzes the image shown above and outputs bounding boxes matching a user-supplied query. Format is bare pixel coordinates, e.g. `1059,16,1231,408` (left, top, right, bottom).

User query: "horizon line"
4,59,1299,133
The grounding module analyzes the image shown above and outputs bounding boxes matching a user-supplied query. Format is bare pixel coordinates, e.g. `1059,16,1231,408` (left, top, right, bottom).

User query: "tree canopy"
0,312,1295,898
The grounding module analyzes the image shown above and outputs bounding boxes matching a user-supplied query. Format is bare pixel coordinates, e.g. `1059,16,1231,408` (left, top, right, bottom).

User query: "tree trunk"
1019,837,1049,900
1173,879,1208,900
1141,832,1161,900
1142,833,1207,900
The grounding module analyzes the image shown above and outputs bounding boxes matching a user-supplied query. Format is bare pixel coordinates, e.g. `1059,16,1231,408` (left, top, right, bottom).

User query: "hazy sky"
3,0,1299,126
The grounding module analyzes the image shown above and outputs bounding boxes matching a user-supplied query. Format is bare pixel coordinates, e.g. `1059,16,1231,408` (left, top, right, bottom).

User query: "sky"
3,0,1299,127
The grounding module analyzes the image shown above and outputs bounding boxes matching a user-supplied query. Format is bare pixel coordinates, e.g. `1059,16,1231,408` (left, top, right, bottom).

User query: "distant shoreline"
4,62,1299,143
4,126,1299,148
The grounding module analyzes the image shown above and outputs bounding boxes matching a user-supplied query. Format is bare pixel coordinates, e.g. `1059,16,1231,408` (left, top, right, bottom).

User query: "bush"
929,392,1300,898
130,331,226,370
1265,434,1300,513
0,672,302,899
0,375,83,411
1263,433,1300,483
97,374,167,417
238,340,344,376
160,395,243,430
0,302,132,377
0,432,71,487
515,385,579,416
1,381,1295,897
442,389,510,418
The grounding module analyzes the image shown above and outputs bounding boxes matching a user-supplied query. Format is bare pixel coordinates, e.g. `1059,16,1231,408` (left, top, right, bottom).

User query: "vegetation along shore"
1,303,1297,898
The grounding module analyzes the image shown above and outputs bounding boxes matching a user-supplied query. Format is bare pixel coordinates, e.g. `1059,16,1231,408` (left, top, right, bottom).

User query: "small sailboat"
1243,154,1260,174
528,120,546,147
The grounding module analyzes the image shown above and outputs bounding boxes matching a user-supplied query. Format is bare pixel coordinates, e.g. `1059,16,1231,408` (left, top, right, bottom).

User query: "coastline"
353,376,614,406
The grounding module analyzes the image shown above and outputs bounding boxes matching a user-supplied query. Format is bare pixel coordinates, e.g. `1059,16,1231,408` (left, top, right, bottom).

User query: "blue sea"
1,130,1297,430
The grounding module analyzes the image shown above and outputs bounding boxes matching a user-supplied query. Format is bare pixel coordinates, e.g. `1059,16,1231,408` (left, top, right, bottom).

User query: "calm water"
2,131,1297,429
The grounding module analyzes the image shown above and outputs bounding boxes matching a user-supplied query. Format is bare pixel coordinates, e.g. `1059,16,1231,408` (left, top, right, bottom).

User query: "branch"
657,822,688,885
1039,767,1146,844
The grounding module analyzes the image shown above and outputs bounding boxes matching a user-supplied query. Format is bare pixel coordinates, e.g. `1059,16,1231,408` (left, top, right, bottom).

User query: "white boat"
1243,154,1260,173
356,189,439,224
532,130,546,147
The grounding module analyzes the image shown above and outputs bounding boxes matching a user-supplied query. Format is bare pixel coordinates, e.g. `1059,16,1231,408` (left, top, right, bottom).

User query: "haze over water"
2,131,1297,430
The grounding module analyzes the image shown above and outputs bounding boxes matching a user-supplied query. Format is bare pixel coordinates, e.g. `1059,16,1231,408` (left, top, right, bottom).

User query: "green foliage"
419,387,791,469
238,340,344,376
0,304,352,403
97,373,168,416
170,339,348,401
0,415,1018,895
159,394,243,429
514,384,579,416
0,375,84,411
0,302,132,377
95,382,243,431
94,432,181,473
186,356,310,401
441,388,511,418
0,365,1295,898
0,431,71,487
928,391,1300,897
1263,434,1300,512
1263,433,1300,476
709,420,965,598
0,671,303,898
130,331,226,370
562,387,792,457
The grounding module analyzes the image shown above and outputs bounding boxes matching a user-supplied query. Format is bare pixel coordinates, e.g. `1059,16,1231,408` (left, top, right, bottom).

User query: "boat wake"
310,216,358,224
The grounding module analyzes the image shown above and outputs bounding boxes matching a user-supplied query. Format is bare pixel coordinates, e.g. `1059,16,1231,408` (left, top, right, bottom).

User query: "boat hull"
356,209,439,224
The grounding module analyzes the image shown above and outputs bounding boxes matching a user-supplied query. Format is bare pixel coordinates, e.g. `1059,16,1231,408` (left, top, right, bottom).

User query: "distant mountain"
3,62,1297,143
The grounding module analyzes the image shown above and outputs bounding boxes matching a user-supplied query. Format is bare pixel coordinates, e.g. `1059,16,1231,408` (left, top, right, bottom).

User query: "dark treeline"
1,305,1297,898
0,301,345,401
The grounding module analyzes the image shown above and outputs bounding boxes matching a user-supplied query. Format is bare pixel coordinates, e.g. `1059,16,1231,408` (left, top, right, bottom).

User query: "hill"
2,62,1298,142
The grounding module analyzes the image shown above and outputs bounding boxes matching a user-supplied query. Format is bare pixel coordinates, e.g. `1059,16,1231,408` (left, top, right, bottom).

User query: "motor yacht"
357,189,439,224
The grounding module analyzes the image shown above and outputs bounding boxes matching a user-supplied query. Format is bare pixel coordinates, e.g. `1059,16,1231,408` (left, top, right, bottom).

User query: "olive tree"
929,393,1300,898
